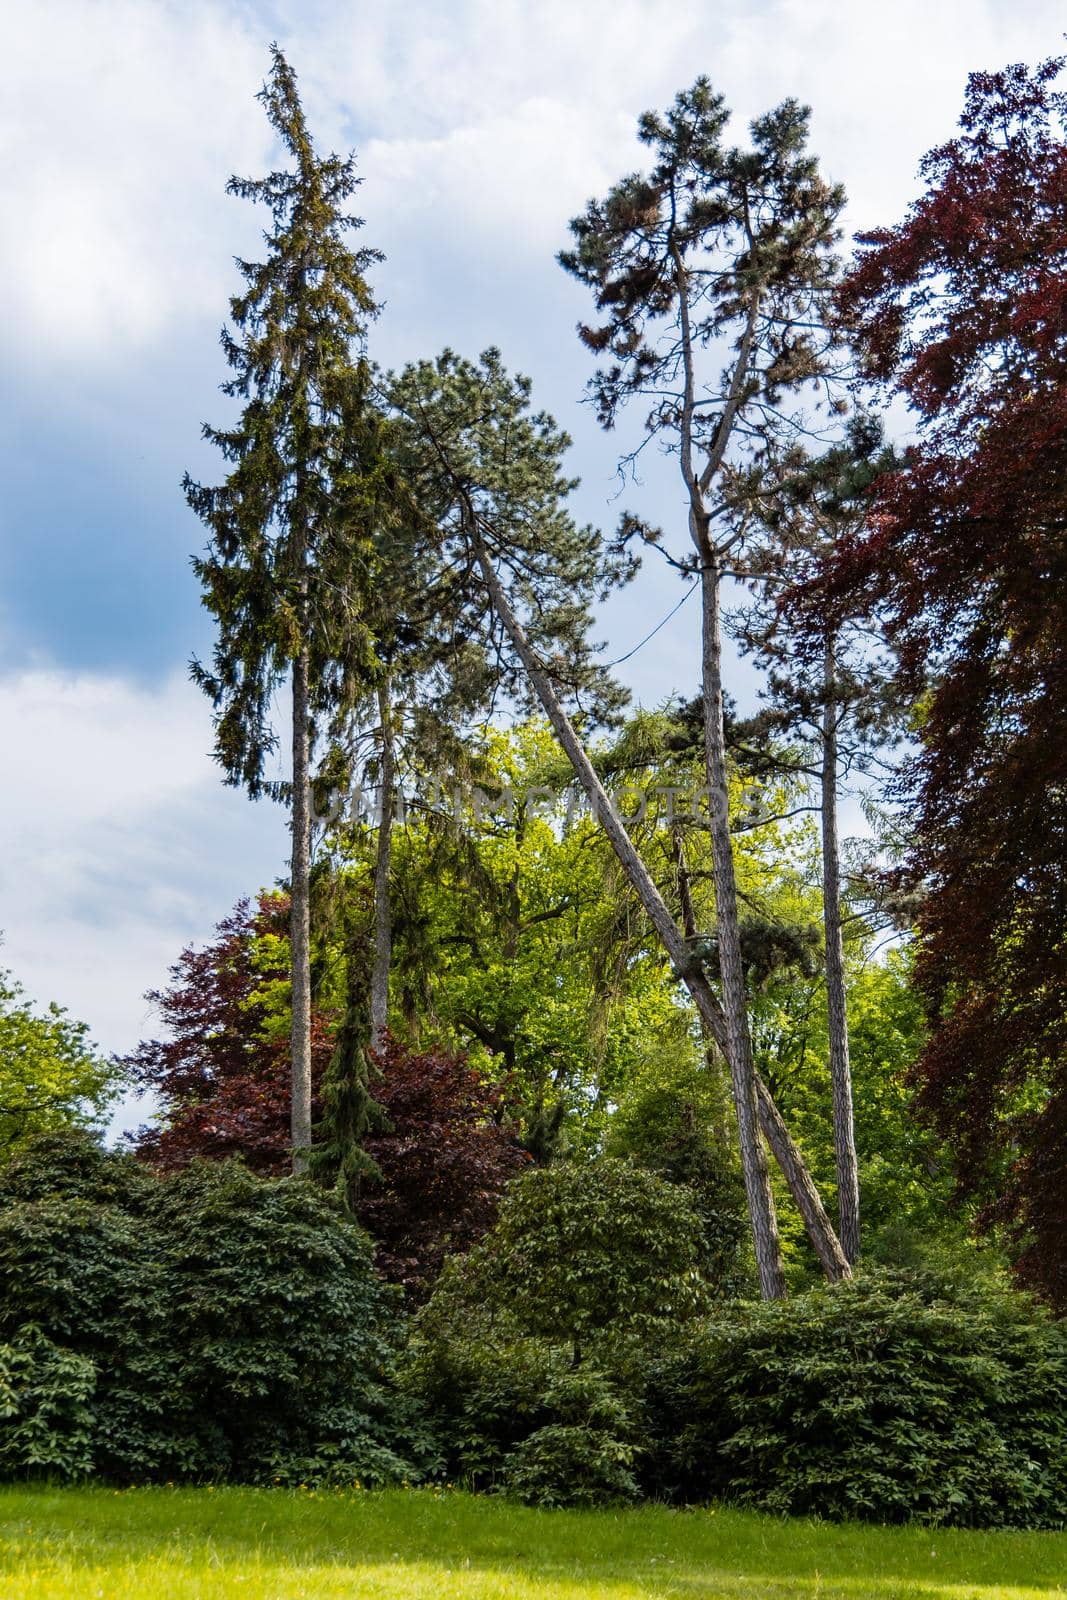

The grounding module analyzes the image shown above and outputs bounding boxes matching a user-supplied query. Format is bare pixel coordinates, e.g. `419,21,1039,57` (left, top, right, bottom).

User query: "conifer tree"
560,81,844,1297
185,46,387,1171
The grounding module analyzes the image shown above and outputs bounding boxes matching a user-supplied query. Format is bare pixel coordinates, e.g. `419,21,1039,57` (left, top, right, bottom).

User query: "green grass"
0,1486,1062,1599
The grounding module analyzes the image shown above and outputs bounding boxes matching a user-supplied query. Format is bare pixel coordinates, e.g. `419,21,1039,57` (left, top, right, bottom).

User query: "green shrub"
647,1269,1067,1527
457,1158,709,1360
502,1369,639,1508
0,1132,430,1485
606,1054,750,1296
405,1158,701,1503
404,1275,566,1487
0,1327,96,1480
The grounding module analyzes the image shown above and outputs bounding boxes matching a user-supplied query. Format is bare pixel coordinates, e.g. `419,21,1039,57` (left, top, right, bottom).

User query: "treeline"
174,46,1065,1305
1,42,1066,1523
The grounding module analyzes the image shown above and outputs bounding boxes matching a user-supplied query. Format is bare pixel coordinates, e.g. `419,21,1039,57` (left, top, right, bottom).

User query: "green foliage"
0,1133,428,1485
0,1328,95,1480
372,723,681,1153
310,901,385,1210
457,1158,707,1358
406,1158,706,1505
405,1310,638,1508
502,1369,639,1508
186,45,387,797
389,350,633,731
648,1270,1067,1527
0,971,120,1160
606,1052,750,1295
405,1317,566,1486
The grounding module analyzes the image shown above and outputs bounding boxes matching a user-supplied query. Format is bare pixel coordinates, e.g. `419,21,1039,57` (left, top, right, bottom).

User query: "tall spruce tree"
185,46,386,1171
560,81,844,1297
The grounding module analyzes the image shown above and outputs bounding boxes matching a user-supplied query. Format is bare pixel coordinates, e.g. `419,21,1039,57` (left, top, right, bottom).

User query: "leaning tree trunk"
821,633,861,1265
290,645,313,1174
472,526,851,1287
370,679,395,1049
699,557,787,1300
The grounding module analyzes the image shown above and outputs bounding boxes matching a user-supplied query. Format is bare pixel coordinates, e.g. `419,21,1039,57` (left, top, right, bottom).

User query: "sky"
3,0,1065,1103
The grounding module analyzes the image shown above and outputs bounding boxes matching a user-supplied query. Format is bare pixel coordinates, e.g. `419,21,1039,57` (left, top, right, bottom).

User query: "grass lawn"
0,1485,1062,1599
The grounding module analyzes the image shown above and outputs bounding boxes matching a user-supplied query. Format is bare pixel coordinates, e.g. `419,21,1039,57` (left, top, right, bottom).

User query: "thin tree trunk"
672,824,731,1148
290,646,313,1174
370,679,395,1049
472,528,851,1285
822,633,861,1264
699,561,787,1300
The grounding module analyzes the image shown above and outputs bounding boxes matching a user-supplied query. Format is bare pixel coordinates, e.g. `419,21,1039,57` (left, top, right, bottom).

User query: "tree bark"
370,679,395,1049
821,633,861,1264
472,527,851,1286
290,646,313,1174
699,560,787,1299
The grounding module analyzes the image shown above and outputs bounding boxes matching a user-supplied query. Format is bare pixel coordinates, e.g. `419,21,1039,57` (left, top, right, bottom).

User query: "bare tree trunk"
700,562,786,1300
822,633,861,1264
370,679,395,1049
473,529,851,1286
290,647,313,1174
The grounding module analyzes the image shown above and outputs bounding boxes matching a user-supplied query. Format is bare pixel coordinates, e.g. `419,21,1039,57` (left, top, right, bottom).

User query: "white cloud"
6,0,1064,377
2,0,267,365
0,668,286,1060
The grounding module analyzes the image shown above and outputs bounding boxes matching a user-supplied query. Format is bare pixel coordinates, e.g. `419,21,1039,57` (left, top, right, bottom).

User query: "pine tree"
560,81,845,1297
311,884,385,1208
185,46,387,1171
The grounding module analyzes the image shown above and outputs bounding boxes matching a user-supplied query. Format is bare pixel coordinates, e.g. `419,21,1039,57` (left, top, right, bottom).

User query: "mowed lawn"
0,1485,1063,1599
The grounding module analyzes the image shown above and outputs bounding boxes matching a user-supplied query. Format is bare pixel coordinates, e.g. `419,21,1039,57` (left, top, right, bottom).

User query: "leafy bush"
502,1369,639,1508
456,1158,709,1359
606,1053,750,1296
406,1301,638,1507
0,1328,95,1480
647,1269,1067,1527
405,1306,566,1486
0,971,121,1161
0,1132,430,1484
405,1158,705,1504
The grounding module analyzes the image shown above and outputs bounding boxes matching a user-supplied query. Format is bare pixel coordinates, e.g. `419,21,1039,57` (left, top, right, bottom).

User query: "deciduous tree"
390,346,852,1288
830,56,1067,1307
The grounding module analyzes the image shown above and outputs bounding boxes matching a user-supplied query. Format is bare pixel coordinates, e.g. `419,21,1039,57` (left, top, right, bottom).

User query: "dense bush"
646,1270,1067,1528
404,1158,708,1503
453,1158,709,1359
406,1310,566,1487
406,1315,639,1507
502,1368,640,1508
0,1328,95,1480
0,1133,431,1484
606,1055,750,1296
126,899,525,1299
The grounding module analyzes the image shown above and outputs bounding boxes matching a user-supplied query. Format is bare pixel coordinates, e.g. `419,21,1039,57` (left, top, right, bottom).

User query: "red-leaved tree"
828,58,1067,1307
125,895,525,1293
127,894,326,1171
